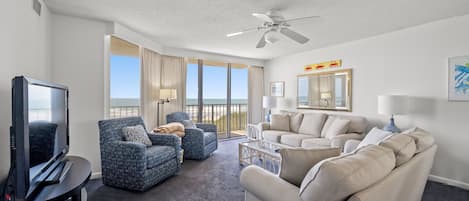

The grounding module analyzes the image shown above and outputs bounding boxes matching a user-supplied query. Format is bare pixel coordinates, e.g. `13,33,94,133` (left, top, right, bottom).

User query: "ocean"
111,98,248,107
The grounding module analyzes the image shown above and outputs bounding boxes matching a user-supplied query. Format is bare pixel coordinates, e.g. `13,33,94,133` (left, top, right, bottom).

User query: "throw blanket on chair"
154,122,185,137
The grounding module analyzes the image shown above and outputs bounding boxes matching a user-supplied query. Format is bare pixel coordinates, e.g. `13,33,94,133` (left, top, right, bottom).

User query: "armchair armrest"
331,133,364,150
240,166,300,201
148,133,182,166
103,141,146,172
195,123,217,132
183,127,205,143
344,139,362,153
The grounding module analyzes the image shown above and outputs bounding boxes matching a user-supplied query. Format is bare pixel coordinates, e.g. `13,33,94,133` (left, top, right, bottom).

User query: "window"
109,36,141,118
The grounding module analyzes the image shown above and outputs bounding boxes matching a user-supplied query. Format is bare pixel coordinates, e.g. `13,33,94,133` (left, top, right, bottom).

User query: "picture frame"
270,81,285,97
448,55,469,101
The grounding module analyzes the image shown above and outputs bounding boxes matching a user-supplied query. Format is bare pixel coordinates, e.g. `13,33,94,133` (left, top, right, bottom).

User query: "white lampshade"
159,89,177,100
263,96,277,109
378,95,409,115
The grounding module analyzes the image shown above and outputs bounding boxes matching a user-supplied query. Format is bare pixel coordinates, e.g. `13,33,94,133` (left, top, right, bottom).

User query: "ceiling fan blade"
284,16,320,23
280,28,309,44
226,27,259,37
252,13,274,23
256,33,267,48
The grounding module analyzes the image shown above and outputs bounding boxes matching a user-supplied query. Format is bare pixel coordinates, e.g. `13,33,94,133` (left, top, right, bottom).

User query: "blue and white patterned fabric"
166,112,218,160
98,117,181,191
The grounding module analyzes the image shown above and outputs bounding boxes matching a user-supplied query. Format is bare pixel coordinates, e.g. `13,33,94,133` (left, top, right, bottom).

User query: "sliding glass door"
185,59,248,139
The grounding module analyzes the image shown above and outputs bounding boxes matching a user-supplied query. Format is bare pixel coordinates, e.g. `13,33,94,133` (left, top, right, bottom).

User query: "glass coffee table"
238,140,291,173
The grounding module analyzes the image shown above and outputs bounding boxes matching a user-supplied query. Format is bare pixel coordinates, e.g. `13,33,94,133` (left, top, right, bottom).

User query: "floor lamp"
157,89,177,127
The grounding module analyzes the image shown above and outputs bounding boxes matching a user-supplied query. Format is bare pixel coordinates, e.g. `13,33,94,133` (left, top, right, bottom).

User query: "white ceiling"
45,0,469,60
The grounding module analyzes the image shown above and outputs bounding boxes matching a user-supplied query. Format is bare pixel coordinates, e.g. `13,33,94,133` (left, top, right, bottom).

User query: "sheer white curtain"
160,55,186,124
140,48,161,130
248,66,264,124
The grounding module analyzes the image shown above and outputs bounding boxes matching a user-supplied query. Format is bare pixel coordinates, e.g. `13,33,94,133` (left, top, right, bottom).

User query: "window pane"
230,67,248,137
203,64,227,136
185,63,199,122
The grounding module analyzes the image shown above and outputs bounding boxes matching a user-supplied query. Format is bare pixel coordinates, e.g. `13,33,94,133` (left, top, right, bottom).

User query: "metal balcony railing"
185,104,248,133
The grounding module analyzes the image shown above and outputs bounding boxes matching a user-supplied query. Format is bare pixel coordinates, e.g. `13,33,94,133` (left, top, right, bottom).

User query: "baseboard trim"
428,174,469,190
91,172,102,179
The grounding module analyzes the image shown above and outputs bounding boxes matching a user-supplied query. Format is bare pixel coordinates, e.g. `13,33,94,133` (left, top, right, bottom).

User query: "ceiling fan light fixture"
264,30,279,44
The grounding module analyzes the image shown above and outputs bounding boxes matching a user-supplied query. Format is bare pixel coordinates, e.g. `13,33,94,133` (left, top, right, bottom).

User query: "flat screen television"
10,76,69,200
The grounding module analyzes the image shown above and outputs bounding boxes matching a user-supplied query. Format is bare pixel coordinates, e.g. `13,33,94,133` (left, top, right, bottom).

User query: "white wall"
0,0,52,179
50,14,113,174
164,47,265,67
265,15,469,185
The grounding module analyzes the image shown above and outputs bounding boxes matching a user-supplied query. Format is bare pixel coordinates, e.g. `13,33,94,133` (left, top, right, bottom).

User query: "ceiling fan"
226,10,319,48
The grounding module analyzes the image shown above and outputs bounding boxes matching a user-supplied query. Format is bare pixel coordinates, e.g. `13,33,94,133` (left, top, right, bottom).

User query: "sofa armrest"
103,141,146,172
195,123,217,132
240,166,300,201
330,133,364,150
344,139,362,153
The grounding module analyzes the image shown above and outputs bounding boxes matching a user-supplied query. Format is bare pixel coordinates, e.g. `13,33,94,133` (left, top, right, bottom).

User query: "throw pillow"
122,125,152,146
288,112,304,133
299,145,396,201
357,127,393,149
324,118,351,140
182,120,196,128
279,148,340,187
270,114,290,131
320,116,335,137
298,113,327,137
379,134,416,166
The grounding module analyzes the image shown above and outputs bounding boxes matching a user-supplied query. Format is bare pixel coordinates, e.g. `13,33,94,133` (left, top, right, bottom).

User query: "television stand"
33,156,91,201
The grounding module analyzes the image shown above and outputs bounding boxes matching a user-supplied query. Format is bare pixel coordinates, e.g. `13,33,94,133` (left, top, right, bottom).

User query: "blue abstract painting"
449,56,469,101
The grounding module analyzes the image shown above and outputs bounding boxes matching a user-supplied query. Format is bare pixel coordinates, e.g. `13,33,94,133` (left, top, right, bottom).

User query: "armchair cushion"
279,148,340,186
103,141,146,173
122,125,152,146
146,146,177,169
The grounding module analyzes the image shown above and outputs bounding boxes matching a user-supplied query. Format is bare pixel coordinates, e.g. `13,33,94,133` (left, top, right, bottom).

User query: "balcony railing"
185,104,248,134
110,106,140,119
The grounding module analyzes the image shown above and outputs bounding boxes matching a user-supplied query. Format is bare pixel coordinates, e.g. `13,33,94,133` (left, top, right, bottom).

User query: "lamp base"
383,116,401,133
265,110,271,122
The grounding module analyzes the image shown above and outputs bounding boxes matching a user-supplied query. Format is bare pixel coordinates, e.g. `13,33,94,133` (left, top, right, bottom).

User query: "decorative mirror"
297,69,352,111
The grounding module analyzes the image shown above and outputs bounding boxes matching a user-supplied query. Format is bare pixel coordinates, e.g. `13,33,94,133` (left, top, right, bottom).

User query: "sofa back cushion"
299,145,396,201
270,114,290,131
402,127,435,153
329,114,367,134
324,118,351,140
288,112,304,133
279,148,341,187
298,113,327,137
379,134,416,167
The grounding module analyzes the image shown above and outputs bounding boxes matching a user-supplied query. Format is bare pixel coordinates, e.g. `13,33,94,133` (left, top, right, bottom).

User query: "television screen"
11,76,69,200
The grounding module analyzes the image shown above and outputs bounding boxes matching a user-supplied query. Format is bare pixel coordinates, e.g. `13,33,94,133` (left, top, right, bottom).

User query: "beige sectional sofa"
240,129,437,201
259,112,368,150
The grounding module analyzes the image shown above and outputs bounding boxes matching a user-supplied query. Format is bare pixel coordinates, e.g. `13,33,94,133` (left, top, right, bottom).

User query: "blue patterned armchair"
166,112,218,160
98,117,181,191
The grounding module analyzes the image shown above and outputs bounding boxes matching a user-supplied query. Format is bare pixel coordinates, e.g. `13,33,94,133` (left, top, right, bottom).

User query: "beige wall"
0,0,52,180
264,15,469,186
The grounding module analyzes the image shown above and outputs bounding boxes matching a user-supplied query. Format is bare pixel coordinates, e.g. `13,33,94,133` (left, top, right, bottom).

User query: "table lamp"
263,96,277,122
378,95,409,133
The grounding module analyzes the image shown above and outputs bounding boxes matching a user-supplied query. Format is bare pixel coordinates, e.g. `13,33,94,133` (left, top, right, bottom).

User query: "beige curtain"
140,48,161,130
160,55,186,125
248,66,264,124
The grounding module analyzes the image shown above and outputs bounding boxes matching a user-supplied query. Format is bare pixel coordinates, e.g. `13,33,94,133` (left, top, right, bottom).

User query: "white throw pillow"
324,118,351,140
288,112,304,133
357,127,392,149
270,114,290,131
122,125,152,146
298,113,327,137
320,116,336,137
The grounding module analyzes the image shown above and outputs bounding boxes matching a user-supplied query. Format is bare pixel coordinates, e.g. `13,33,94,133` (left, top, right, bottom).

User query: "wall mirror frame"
297,69,352,111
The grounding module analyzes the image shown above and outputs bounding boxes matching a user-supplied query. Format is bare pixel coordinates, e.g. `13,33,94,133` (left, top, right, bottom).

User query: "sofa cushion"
379,134,416,166
299,145,396,201
298,113,327,137
280,134,315,147
357,127,393,149
288,113,304,133
279,148,341,187
320,116,336,138
270,114,290,131
324,118,351,140
122,125,152,147
146,145,176,169
203,132,217,144
329,114,367,134
263,130,293,143
402,127,435,153
301,138,332,149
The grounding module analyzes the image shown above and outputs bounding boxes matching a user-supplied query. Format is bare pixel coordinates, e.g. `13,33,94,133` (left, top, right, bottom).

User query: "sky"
111,56,248,100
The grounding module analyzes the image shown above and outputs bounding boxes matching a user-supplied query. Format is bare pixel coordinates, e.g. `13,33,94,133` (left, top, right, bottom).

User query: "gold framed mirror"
297,69,352,111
